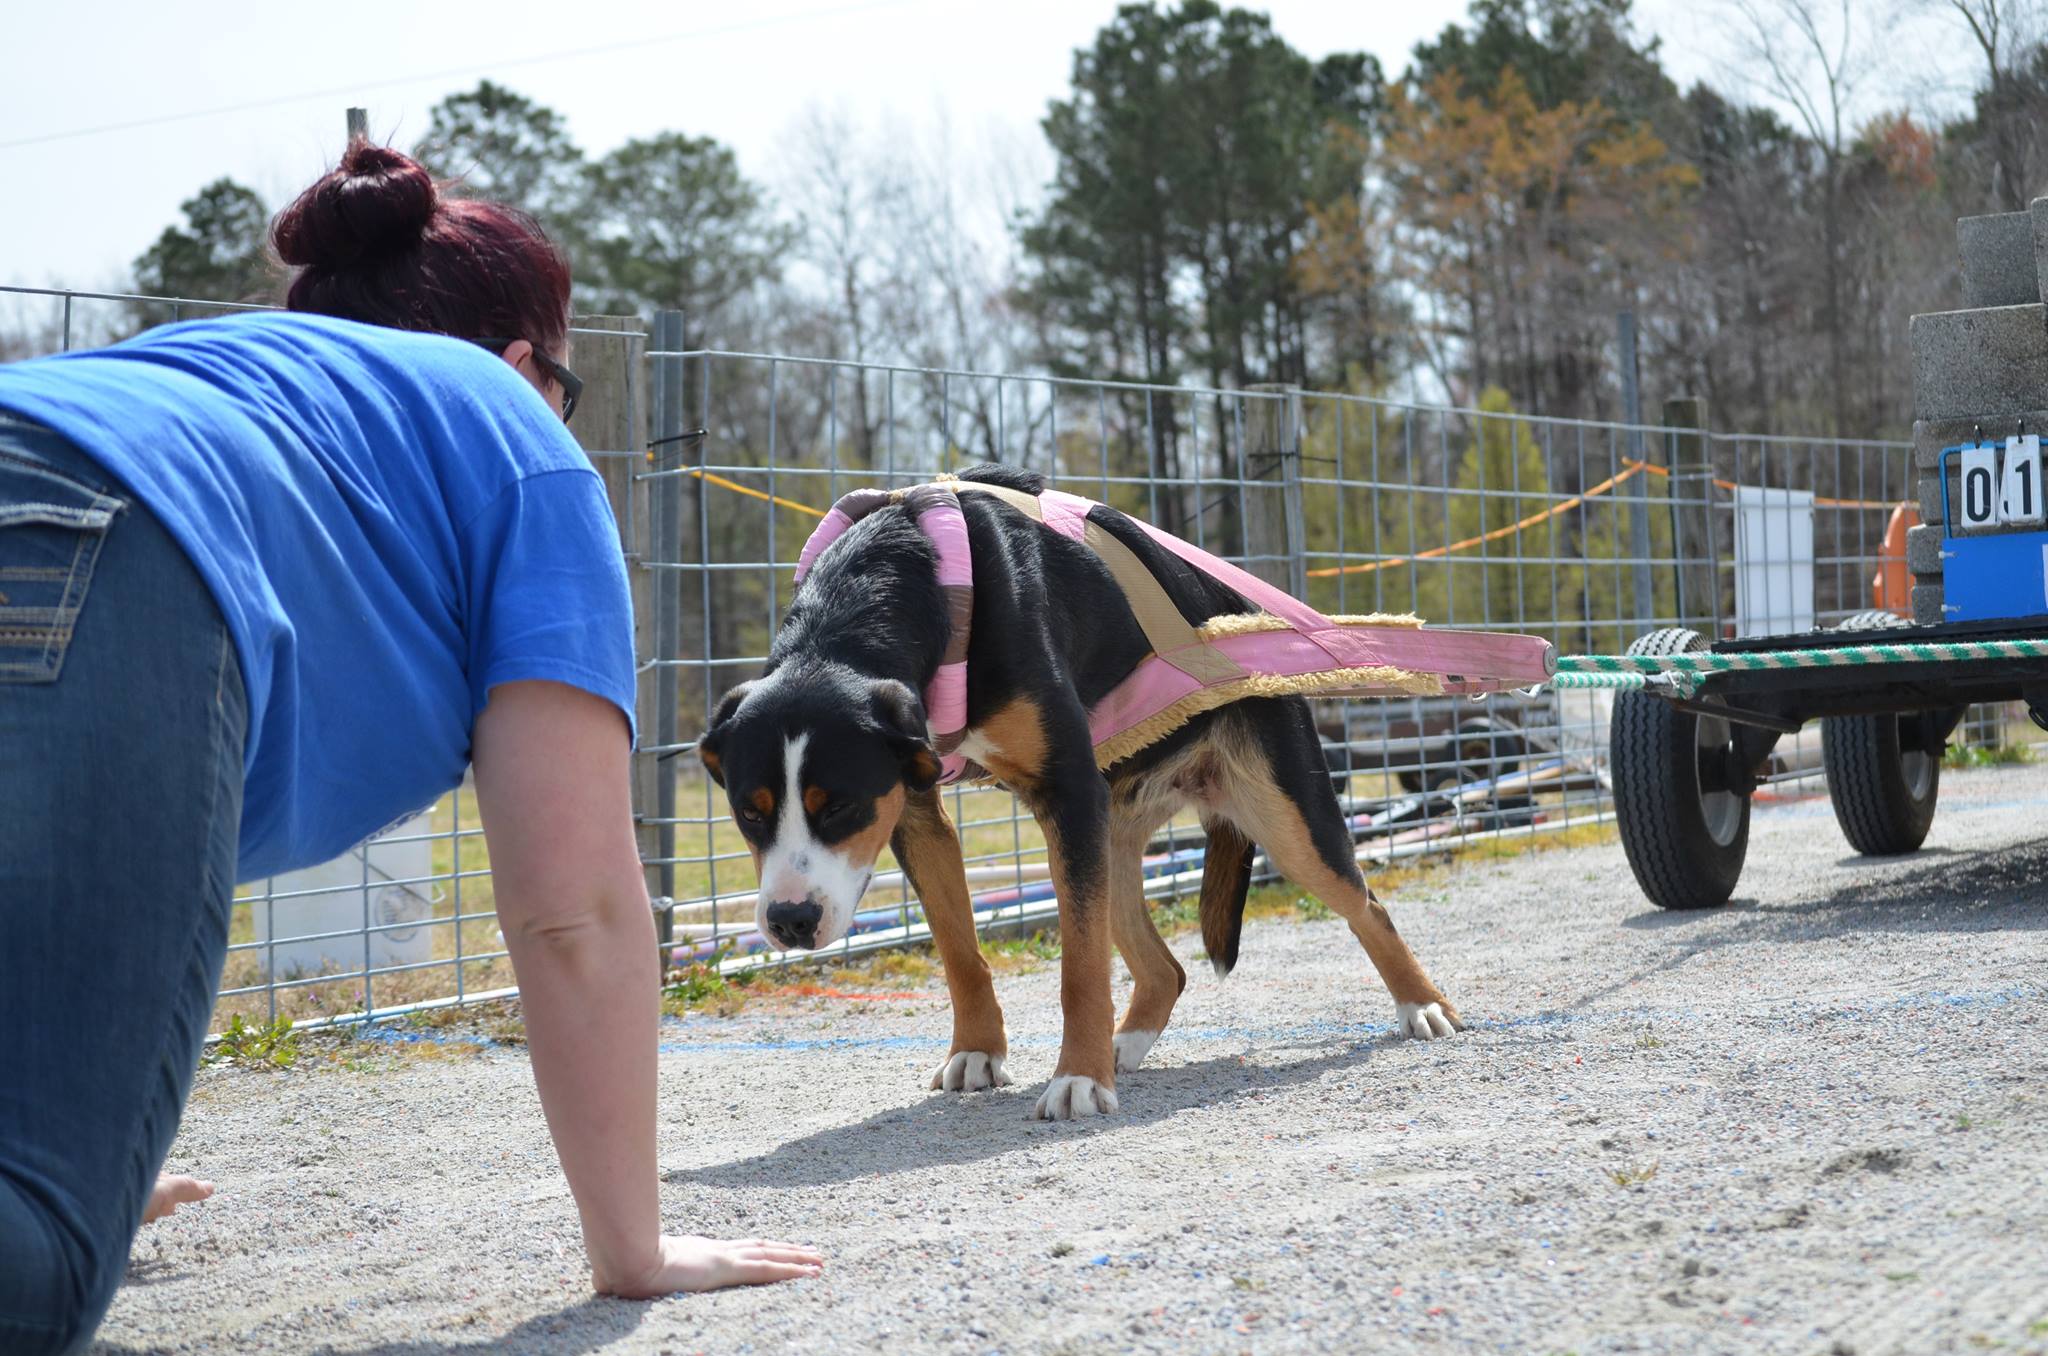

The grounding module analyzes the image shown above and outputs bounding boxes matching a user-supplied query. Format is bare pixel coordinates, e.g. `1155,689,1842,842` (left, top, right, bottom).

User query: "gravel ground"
98,765,2048,1356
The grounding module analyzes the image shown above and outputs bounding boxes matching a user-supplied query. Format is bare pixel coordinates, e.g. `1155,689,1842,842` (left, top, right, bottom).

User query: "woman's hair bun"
274,138,438,271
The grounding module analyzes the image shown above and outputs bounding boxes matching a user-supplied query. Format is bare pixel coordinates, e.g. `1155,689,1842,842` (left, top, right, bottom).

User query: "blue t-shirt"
0,312,635,881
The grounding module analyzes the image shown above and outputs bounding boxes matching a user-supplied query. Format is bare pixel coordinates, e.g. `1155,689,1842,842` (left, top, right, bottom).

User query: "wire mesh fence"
0,286,2018,1037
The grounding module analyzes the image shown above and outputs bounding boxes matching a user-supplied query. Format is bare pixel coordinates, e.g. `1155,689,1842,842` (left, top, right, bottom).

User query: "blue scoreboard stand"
1940,443,2048,622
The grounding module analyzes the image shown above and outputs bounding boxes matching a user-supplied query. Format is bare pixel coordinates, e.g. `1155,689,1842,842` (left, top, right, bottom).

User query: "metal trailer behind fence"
0,285,2014,1036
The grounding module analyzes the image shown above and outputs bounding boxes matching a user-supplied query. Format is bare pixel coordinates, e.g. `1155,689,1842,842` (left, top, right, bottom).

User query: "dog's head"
696,666,940,950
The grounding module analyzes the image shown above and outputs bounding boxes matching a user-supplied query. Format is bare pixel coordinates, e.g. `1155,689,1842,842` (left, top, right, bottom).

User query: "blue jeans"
0,414,246,1355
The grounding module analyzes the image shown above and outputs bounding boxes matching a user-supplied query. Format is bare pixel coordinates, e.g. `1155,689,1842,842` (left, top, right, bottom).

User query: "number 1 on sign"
2001,434,2044,526
1960,443,1999,531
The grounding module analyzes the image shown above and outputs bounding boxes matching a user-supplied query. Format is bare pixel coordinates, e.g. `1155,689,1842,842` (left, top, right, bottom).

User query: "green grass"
204,1014,299,1069
1945,740,2036,770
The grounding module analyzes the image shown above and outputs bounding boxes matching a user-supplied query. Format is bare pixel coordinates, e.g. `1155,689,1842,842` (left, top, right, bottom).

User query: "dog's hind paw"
1031,1074,1119,1120
1396,1001,1460,1040
930,1050,1012,1093
1112,1030,1159,1073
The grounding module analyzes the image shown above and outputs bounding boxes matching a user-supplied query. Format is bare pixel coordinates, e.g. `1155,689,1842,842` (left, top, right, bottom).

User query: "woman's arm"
470,679,822,1294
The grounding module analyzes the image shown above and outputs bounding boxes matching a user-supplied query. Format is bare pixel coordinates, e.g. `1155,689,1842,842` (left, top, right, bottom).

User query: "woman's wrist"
588,1235,665,1293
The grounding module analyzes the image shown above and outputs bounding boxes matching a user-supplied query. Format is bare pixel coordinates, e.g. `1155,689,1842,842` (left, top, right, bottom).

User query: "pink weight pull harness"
794,479,1557,786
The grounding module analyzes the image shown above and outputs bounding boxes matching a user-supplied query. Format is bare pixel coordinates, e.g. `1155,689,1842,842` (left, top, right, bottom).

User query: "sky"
0,0,1996,296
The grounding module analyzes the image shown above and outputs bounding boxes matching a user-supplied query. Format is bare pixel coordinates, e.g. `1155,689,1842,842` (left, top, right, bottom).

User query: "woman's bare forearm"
503,891,661,1283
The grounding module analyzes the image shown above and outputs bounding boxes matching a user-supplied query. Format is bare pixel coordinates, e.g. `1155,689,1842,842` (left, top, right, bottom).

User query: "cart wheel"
1611,627,1750,909
1821,610,1940,855
1821,715,1939,855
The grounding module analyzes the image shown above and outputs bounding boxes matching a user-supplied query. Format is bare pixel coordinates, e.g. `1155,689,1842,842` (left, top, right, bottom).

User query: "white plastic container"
247,813,438,978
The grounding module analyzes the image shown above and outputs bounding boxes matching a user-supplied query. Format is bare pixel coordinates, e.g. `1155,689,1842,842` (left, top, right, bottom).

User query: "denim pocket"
0,448,124,683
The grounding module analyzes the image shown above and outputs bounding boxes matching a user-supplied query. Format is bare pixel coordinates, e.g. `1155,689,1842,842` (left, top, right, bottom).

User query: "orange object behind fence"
1870,502,1920,614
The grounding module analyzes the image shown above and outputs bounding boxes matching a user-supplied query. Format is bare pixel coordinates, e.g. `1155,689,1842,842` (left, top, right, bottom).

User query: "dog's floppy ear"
869,678,940,792
697,680,759,787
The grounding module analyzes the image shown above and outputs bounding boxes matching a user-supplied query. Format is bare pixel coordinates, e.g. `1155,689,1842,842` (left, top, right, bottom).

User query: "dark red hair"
274,138,572,359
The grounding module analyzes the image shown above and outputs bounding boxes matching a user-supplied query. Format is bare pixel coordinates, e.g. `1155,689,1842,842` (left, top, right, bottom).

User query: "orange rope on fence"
685,467,831,518
1631,460,1899,511
1304,461,1653,578
679,460,1904,578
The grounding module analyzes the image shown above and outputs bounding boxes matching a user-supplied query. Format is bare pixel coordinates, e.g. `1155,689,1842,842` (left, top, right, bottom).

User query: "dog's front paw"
930,1050,1012,1092
1396,1001,1462,1040
1031,1074,1118,1120
1112,1029,1159,1073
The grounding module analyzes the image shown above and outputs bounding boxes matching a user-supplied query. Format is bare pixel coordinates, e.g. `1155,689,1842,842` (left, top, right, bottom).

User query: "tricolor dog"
696,465,1545,1120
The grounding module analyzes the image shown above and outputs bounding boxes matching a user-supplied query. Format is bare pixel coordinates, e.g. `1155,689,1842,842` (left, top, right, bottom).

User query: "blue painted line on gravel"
319,982,2042,1055
652,982,2040,1055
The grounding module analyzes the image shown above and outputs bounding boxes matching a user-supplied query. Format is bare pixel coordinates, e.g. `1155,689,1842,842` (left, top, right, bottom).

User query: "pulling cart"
1606,611,2048,909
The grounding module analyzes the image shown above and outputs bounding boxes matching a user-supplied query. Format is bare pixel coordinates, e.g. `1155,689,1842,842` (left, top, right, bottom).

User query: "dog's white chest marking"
955,730,1004,766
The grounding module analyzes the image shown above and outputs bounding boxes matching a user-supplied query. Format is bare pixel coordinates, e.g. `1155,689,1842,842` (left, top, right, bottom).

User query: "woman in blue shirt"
0,141,820,1353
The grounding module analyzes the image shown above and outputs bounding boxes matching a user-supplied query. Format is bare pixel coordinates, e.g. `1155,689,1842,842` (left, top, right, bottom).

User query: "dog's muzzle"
764,898,825,950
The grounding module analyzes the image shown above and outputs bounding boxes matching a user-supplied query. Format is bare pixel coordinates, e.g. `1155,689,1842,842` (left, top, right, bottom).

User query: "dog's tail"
1198,818,1257,979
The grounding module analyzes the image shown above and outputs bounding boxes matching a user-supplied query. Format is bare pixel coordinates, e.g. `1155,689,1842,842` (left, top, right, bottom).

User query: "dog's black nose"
764,899,823,949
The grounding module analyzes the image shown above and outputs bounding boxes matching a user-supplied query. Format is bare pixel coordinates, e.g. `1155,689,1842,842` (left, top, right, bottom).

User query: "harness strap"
952,482,1244,685
795,482,976,782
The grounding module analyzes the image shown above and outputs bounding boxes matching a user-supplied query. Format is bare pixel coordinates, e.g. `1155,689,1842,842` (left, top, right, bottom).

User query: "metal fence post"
648,312,686,934
346,107,367,140
1245,383,1305,596
1664,396,1717,632
1618,311,1655,628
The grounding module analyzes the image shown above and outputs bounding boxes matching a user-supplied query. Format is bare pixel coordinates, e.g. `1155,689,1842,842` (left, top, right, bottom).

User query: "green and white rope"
1549,670,1686,693
1547,637,2048,699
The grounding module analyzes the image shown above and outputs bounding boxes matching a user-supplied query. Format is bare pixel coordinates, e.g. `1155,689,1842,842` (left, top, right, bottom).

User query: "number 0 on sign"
2001,434,2044,526
1960,443,1999,530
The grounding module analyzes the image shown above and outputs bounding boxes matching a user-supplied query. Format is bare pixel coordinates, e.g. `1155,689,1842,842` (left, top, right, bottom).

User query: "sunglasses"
469,338,583,425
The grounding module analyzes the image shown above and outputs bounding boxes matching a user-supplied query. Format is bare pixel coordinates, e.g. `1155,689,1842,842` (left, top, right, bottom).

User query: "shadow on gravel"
277,1296,645,1356
115,1257,194,1289
667,1043,1378,1189
1618,836,2048,941
1537,839,2048,1019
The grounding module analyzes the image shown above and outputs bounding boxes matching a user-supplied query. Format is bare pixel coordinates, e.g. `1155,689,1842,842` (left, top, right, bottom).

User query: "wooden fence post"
568,316,670,941
1244,384,1306,597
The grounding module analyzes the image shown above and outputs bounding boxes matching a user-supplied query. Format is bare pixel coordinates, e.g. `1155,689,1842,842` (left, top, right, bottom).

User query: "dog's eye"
818,800,848,823
737,805,765,825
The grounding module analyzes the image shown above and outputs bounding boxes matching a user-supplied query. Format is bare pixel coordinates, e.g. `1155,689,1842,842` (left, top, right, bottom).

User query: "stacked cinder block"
1906,202,2048,625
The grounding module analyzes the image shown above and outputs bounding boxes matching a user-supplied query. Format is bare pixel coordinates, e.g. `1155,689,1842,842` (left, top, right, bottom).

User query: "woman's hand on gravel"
595,1235,824,1296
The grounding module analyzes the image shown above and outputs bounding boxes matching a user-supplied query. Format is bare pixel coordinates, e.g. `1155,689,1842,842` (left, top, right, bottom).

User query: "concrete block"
1906,522,1947,575
1913,410,2048,468
2032,196,2048,310
1910,303,2048,420
1912,582,1948,626
1960,211,2039,307
1917,471,1947,525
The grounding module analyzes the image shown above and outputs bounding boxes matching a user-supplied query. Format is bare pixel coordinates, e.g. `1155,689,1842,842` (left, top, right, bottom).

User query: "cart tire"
1824,608,1944,854
1611,628,1750,909
1821,714,1939,855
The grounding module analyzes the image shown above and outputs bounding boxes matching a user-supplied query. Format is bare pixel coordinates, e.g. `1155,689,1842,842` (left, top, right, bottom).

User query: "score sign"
2002,434,2044,525
1953,435,2044,532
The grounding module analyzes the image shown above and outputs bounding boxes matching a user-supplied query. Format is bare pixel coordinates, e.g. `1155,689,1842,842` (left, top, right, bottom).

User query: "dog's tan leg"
1035,810,1118,1117
1214,717,1463,1039
961,696,1118,1116
893,788,1011,1092
1108,808,1184,1074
